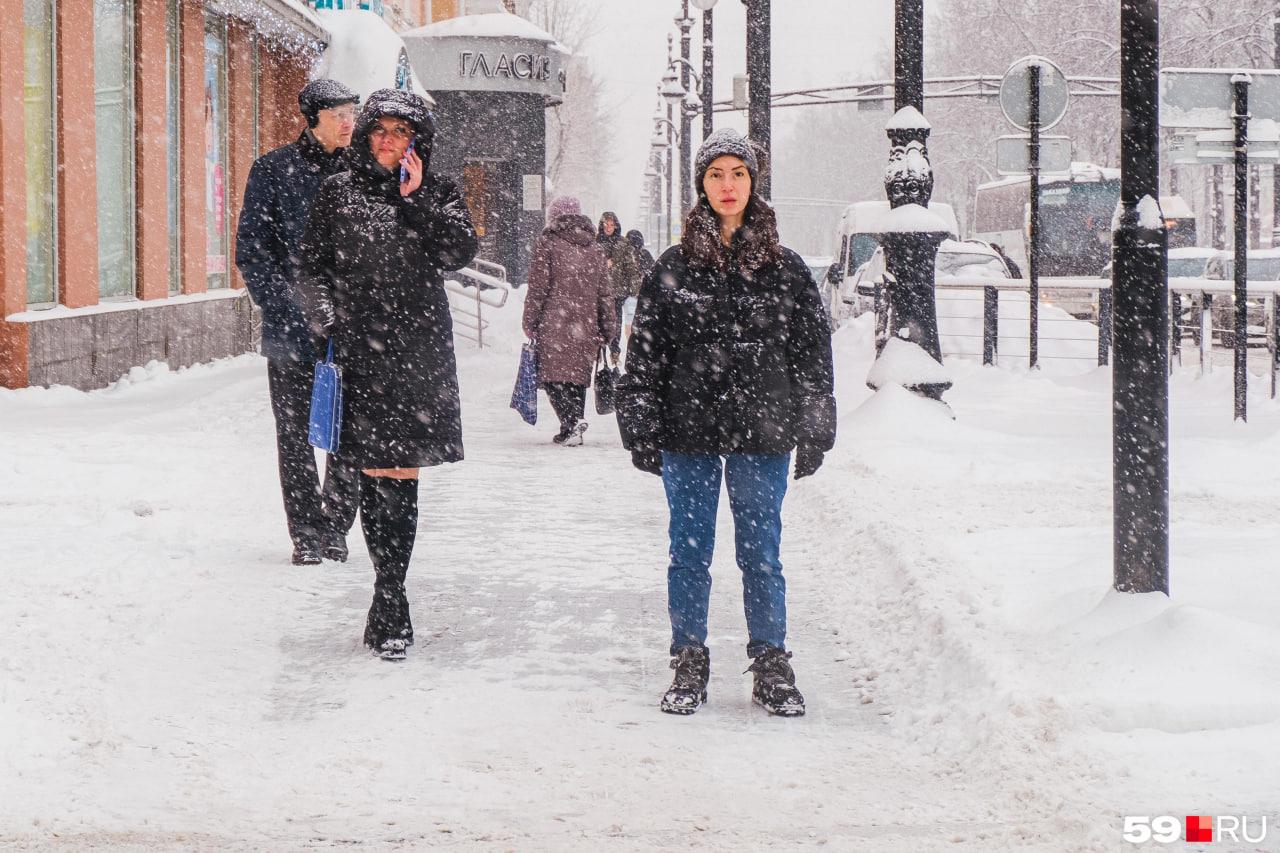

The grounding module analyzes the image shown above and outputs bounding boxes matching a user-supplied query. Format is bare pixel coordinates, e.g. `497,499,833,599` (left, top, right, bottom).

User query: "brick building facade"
0,1,322,390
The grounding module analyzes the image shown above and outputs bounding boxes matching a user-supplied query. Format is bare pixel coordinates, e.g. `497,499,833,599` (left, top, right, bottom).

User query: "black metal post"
744,0,771,198
1274,10,1280,245
982,286,998,365
1098,286,1113,366
1113,0,1169,595
666,103,675,248
1272,296,1279,398
702,9,714,139
1232,76,1250,422
1170,291,1182,367
894,0,924,111
1028,64,1042,370
679,1,694,222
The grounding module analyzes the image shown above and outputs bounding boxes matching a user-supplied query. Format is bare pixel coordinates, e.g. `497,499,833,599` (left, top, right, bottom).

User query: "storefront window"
166,0,181,293
94,0,136,299
204,14,229,290
23,0,57,306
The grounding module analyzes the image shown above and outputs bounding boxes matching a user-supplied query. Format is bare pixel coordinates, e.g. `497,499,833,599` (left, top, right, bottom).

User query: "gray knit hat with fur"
693,128,759,195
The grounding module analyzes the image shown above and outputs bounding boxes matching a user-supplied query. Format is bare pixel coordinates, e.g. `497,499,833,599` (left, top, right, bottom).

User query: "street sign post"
1000,56,1069,131
1001,56,1069,368
996,134,1072,174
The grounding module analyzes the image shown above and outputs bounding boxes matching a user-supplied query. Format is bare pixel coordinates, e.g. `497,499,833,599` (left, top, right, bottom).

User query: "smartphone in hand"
400,138,416,184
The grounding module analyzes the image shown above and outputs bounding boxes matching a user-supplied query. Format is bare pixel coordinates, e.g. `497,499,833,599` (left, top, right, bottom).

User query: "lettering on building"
459,51,553,82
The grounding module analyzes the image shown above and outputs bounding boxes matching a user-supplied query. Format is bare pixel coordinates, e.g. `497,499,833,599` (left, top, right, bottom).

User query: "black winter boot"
359,475,419,660
660,645,710,715
747,647,805,716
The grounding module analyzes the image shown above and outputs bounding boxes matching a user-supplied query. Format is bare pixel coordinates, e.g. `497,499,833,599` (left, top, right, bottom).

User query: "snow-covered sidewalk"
1,298,1277,851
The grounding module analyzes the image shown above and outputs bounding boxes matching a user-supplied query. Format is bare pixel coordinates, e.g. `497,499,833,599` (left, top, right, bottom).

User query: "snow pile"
312,9,432,103
866,336,953,388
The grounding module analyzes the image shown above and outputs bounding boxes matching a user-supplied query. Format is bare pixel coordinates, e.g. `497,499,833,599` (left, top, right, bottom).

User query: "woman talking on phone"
299,89,478,660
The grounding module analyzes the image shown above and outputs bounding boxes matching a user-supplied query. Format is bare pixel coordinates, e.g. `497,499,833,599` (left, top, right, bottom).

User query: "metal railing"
446,261,510,349
861,275,1280,398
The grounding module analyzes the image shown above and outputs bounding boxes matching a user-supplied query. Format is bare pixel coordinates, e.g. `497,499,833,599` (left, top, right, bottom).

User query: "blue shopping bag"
308,339,343,452
510,342,538,426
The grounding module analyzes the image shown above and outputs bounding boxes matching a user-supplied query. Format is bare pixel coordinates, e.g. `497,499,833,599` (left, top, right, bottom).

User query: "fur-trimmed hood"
680,195,782,273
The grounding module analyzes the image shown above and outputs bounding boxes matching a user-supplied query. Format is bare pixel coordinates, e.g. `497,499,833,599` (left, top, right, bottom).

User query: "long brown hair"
680,194,782,272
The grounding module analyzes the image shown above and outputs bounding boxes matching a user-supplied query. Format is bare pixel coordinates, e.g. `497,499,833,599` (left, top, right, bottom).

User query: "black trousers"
544,382,587,434
266,359,360,547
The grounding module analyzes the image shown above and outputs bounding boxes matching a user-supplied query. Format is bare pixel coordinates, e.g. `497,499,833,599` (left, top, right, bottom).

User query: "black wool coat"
617,236,836,457
298,132,478,468
235,131,347,363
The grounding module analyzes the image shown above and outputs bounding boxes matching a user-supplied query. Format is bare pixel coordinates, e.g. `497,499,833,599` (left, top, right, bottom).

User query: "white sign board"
522,175,544,212
1168,128,1280,164
1160,68,1280,129
1000,56,1069,131
996,135,1072,175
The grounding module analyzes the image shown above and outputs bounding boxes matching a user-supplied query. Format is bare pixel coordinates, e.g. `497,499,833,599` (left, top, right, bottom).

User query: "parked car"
838,239,1011,321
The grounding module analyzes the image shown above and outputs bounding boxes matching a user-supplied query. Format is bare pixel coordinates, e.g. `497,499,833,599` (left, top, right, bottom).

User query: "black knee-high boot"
359,474,419,651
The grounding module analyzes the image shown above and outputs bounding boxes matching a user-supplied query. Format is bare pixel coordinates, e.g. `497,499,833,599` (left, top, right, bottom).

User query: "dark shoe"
321,533,349,563
291,544,322,566
552,428,571,445
363,581,414,655
746,647,805,717
660,645,710,715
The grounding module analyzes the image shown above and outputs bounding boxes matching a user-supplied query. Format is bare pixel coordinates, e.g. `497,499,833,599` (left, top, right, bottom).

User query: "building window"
23,0,57,306
204,14,229,290
166,0,181,294
94,0,137,300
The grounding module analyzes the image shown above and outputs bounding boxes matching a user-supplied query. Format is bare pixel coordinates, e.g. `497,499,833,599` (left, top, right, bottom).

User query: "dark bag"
308,339,343,452
511,342,539,425
593,347,618,416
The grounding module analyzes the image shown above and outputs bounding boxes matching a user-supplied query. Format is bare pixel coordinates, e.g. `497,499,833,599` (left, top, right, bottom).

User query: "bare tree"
527,0,616,216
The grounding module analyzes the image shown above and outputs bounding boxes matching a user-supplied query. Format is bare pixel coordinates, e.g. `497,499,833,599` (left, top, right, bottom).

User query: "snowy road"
3,300,1278,851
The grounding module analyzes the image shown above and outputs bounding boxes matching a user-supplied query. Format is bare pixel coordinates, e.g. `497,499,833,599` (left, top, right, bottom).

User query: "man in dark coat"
297,88,478,659
235,79,362,566
597,212,638,359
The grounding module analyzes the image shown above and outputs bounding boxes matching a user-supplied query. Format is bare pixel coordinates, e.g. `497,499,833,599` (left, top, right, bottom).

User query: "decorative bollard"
867,107,952,401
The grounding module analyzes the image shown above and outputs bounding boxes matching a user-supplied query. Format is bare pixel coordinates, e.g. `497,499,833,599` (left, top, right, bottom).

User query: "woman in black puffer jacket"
616,129,836,717
299,89,478,660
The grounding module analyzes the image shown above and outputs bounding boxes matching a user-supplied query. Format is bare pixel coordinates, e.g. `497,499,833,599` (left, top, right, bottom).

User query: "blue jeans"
661,451,790,658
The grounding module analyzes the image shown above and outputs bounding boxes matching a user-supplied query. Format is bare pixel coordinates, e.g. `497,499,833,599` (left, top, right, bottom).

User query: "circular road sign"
1000,56,1069,131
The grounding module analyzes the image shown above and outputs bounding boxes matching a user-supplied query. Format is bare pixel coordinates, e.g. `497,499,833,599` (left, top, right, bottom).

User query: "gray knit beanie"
693,128,759,195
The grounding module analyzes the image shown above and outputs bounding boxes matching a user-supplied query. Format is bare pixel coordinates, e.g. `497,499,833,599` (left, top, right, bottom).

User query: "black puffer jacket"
298,89,478,468
617,198,836,456
235,130,347,362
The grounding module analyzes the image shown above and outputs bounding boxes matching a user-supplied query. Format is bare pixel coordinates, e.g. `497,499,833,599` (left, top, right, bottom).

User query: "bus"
972,163,1121,277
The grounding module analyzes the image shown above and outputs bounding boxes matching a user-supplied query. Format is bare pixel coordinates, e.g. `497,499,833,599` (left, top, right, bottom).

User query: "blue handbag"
510,342,538,425
308,339,343,452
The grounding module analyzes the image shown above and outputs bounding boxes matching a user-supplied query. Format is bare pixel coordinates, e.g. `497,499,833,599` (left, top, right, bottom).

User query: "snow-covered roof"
975,162,1120,191
1168,246,1222,259
408,12,557,44
207,0,326,47
312,9,433,106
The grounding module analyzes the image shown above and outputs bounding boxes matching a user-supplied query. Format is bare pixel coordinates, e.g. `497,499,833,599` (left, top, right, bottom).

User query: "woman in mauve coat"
298,89,478,660
522,196,618,446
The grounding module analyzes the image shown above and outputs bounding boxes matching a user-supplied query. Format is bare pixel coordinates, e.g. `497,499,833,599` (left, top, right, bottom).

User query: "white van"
826,200,959,324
